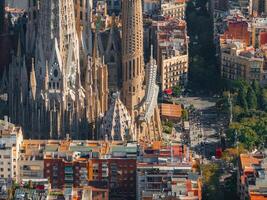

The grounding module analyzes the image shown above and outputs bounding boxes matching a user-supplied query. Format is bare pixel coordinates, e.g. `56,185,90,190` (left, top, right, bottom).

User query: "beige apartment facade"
0,120,23,181
220,41,267,85
17,158,44,183
160,54,188,90
161,0,186,19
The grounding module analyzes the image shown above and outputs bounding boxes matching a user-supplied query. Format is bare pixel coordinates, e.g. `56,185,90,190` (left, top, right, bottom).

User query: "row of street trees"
217,80,267,150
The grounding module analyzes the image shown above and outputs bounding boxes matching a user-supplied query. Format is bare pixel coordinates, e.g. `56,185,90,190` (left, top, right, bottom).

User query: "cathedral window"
53,82,55,89
110,55,115,63
129,61,132,79
49,82,51,89
53,69,59,78
125,62,128,81
133,60,135,77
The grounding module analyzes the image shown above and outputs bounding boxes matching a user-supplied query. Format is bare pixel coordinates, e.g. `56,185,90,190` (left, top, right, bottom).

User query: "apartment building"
17,140,45,183
217,9,267,85
0,119,23,181
137,142,201,200
152,18,189,91
17,140,138,199
251,18,267,48
0,124,205,200
161,0,186,20
237,153,267,200
220,40,267,85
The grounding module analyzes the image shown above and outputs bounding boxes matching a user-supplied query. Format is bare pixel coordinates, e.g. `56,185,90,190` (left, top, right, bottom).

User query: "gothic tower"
121,0,145,116
120,0,162,141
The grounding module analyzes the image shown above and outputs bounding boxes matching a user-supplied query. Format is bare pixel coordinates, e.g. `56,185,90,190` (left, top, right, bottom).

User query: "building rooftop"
239,153,267,199
159,103,182,119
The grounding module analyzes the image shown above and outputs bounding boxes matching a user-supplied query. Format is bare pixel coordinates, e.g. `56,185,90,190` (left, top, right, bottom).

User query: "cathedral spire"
150,45,153,63
44,60,49,91
30,58,37,100
111,13,116,28
75,67,81,88
16,35,22,58
122,0,145,114
92,31,99,64
21,56,28,97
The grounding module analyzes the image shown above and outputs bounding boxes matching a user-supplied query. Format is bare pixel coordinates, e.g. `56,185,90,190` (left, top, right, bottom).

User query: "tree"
233,105,243,119
237,86,248,111
172,85,182,97
226,121,260,150
221,146,246,164
247,86,257,109
182,109,189,121
201,163,223,200
252,80,260,100
216,92,230,113
238,127,258,150
260,88,267,111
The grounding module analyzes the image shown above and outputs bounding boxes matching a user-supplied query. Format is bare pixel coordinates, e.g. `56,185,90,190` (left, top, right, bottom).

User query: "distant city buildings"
137,142,201,200
152,18,189,90
237,153,267,200
0,0,165,142
160,0,186,20
0,118,23,181
214,4,267,86
0,120,201,200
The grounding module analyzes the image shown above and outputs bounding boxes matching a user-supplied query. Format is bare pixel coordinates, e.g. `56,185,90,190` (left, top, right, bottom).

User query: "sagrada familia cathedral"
5,0,162,141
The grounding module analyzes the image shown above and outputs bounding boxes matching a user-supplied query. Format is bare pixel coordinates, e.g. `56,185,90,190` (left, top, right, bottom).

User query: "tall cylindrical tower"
121,0,145,116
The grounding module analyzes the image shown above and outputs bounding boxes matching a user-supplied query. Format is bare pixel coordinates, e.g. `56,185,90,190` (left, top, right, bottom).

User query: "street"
177,96,228,159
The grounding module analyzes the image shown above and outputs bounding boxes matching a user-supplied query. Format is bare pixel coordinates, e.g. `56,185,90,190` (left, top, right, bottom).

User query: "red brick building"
89,158,136,200
220,21,250,46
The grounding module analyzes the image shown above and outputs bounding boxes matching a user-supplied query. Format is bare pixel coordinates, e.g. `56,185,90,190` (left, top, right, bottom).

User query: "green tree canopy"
247,86,257,109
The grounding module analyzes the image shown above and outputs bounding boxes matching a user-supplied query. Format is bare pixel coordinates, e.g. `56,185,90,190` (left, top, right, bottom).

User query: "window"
110,55,115,63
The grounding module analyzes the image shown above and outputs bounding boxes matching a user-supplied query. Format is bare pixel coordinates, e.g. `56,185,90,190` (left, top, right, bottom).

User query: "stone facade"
100,93,132,140
220,41,267,85
8,0,108,139
121,0,161,141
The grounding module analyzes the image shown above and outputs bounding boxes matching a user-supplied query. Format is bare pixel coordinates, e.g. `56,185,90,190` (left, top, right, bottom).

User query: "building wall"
121,0,145,116
161,1,185,19
160,54,188,90
0,126,23,181
74,0,92,38
44,158,66,189
17,159,44,182
0,148,14,179
220,44,267,85
89,158,136,200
